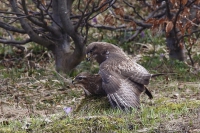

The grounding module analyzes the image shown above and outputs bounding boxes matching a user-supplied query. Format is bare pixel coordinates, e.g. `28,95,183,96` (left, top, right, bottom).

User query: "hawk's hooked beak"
72,78,76,84
86,53,91,61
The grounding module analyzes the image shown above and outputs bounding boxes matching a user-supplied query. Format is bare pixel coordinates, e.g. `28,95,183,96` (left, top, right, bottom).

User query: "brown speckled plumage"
73,72,151,110
72,72,106,96
86,42,153,110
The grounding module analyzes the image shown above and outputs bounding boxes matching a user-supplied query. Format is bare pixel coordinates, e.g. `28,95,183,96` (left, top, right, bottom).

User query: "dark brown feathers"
86,42,152,85
73,72,152,110
72,72,106,96
86,42,154,110
99,70,143,110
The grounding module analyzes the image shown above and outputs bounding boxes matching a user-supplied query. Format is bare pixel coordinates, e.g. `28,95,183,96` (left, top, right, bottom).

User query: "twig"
123,0,145,21
127,27,146,42
54,71,72,84
180,15,200,27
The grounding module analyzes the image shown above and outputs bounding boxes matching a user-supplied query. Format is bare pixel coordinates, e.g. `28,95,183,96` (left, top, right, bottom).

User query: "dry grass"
0,40,200,132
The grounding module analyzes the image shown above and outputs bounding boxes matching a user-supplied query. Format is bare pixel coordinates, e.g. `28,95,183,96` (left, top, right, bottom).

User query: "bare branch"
0,38,31,50
0,11,25,15
165,0,173,19
178,29,200,42
173,0,184,45
58,0,76,37
0,38,31,44
144,1,154,11
147,3,166,19
0,21,26,33
127,27,146,42
88,0,116,21
46,0,52,12
75,0,93,32
88,24,127,31
10,0,53,47
124,15,152,28
58,0,85,62
21,0,43,27
123,0,145,21
21,0,57,34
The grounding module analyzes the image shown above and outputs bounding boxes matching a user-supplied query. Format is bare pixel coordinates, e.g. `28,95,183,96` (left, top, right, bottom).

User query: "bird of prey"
86,42,155,110
72,72,153,110
72,72,107,96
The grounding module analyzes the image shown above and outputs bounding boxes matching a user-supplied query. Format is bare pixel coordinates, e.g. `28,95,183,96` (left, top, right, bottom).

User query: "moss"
0,125,26,133
2,97,200,132
0,128,12,133
45,115,125,133
161,100,200,110
74,96,111,113
154,97,169,104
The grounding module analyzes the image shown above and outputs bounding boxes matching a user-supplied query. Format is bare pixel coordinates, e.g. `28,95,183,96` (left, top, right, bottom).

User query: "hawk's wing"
102,54,152,85
99,69,143,110
119,60,152,85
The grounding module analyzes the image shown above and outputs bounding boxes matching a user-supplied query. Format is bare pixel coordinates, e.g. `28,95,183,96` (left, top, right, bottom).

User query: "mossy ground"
0,42,200,132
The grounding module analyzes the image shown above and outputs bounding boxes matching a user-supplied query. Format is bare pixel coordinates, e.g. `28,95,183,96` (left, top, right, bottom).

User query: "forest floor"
0,43,200,133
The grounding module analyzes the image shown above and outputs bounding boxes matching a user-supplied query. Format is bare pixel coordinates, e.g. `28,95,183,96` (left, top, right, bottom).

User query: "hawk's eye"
90,46,96,53
78,77,83,80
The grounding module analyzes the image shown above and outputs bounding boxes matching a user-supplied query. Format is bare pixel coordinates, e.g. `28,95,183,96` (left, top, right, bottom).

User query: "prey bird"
72,71,153,110
72,72,106,96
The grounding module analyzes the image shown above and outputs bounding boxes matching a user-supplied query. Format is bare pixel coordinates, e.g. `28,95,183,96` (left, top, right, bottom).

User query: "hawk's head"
86,42,120,64
72,72,106,96
72,72,90,85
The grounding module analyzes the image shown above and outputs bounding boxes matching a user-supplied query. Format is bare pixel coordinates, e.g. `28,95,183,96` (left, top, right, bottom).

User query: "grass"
1,98,199,132
0,41,200,132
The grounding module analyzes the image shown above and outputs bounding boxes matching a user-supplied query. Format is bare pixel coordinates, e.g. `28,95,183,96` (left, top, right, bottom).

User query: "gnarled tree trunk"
1,0,115,72
9,0,86,73
166,31,185,61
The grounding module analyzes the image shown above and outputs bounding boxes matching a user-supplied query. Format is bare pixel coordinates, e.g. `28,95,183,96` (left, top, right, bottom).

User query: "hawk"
72,72,153,110
72,72,106,96
86,42,156,110
86,42,153,85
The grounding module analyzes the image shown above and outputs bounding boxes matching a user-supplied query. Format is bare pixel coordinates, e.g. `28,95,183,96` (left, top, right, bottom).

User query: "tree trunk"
49,34,85,73
8,0,86,73
166,31,185,61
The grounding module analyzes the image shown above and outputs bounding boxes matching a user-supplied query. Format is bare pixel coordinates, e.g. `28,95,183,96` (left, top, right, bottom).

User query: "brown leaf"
180,27,185,35
41,0,46,5
197,11,200,21
145,18,156,24
158,18,166,25
99,0,106,5
195,0,200,4
170,0,176,5
165,21,174,33
192,18,197,23
182,7,190,17
177,21,184,35
151,24,159,36
114,8,124,17
179,42,184,49
99,0,108,12
181,0,187,5
152,0,157,6
128,21,136,30
185,21,192,29
104,14,115,25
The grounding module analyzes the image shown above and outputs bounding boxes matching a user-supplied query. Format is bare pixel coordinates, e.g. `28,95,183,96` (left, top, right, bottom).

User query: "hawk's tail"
151,73,165,77
151,73,176,78
106,81,143,111
144,86,153,99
